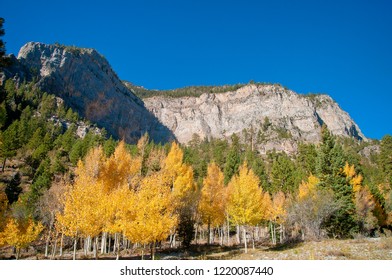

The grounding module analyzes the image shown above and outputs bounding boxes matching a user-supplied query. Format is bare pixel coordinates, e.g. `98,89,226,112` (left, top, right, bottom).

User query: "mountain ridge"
142,83,365,153
2,42,366,153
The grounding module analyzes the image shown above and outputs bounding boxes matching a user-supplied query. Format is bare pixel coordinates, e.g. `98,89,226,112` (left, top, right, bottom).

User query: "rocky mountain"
142,84,366,153
3,42,174,143
2,42,366,153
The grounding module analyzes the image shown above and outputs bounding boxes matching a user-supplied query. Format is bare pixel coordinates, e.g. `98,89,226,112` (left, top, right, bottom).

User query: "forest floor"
221,237,392,260
1,237,392,260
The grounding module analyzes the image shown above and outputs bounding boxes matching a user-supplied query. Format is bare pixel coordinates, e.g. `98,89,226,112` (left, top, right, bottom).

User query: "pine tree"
379,135,392,185
314,126,357,237
0,121,20,172
223,137,241,185
0,18,10,69
297,143,317,176
270,153,297,193
244,148,270,192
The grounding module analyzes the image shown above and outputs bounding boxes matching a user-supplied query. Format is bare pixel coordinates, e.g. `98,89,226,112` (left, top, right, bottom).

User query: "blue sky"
2,0,391,139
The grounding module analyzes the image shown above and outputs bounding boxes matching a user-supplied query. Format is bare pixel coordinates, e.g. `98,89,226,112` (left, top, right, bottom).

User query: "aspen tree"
262,191,286,245
0,191,8,247
198,162,226,244
163,142,196,248
343,163,377,233
227,162,263,253
56,147,106,259
272,191,286,243
287,175,338,240
298,174,319,200
101,140,141,192
1,217,43,259
99,141,141,257
123,172,177,259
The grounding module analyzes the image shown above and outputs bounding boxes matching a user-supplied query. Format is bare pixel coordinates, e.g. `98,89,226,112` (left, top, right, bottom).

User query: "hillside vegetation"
124,81,286,99
0,79,391,259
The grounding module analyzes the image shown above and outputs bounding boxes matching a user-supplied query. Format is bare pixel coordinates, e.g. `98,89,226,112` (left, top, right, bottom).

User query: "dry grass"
229,237,392,260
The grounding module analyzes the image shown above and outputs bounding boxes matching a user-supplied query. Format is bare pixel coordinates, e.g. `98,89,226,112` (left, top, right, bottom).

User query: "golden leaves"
56,140,185,247
0,218,43,250
198,162,226,227
298,175,319,200
226,162,263,226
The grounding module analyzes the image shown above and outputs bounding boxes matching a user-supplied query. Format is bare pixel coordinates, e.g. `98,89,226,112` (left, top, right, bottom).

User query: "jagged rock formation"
7,42,174,143
143,84,366,153
2,42,366,153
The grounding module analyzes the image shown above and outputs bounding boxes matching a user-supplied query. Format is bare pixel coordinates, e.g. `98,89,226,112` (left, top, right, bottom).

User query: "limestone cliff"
143,84,365,153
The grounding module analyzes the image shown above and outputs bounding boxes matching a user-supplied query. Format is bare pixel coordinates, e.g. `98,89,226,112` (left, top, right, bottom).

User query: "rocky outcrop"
14,42,174,143
144,84,366,153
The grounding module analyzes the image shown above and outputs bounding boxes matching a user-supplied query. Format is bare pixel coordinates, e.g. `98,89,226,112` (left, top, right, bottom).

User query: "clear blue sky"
2,0,391,139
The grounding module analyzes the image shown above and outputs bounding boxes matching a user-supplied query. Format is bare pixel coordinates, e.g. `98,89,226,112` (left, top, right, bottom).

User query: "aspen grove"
1,129,392,259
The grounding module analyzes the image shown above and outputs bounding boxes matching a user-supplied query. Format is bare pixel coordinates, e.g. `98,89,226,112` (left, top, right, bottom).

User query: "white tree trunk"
227,217,230,246
101,232,106,255
73,238,77,260
59,233,64,257
243,226,247,253
236,225,240,244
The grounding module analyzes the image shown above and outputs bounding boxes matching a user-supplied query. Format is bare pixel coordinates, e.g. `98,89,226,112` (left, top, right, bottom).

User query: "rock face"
144,84,366,153
14,42,174,143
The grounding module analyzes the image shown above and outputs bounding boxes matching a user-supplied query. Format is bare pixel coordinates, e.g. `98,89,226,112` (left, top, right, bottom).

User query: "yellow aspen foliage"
198,163,226,228
123,172,177,245
0,192,8,247
105,185,136,235
75,146,105,179
351,174,363,193
56,147,107,239
1,217,43,251
101,140,141,192
0,190,7,225
146,148,166,174
226,162,264,226
272,191,287,223
343,162,356,179
162,142,196,206
298,175,320,200
56,178,106,239
342,162,363,193
262,192,273,221
163,142,184,177
354,186,377,231
173,165,195,203
342,162,377,232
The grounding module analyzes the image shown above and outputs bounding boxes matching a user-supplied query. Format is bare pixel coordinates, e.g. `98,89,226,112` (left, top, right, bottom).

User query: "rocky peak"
13,42,174,143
